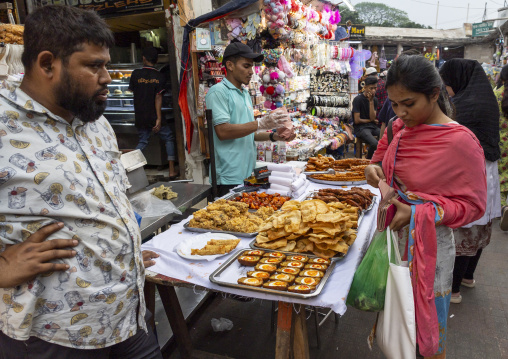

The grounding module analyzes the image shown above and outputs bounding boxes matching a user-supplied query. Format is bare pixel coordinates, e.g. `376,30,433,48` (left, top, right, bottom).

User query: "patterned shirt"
375,78,387,116
0,81,146,349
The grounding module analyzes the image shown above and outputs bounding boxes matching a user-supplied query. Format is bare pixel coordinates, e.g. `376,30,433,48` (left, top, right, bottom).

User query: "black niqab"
440,59,500,162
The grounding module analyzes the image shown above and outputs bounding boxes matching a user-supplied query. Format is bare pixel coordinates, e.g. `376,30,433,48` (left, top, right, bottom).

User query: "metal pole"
205,109,218,200
466,3,470,23
435,1,440,29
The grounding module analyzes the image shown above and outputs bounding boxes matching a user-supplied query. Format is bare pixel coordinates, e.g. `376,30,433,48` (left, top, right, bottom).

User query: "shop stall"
179,0,357,162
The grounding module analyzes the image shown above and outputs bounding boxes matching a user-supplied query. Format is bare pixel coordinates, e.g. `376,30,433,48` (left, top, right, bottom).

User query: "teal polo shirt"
205,78,256,185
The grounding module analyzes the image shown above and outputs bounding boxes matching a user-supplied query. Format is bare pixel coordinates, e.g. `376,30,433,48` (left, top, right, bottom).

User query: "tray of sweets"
223,189,292,211
183,221,258,238
209,248,336,299
248,239,346,261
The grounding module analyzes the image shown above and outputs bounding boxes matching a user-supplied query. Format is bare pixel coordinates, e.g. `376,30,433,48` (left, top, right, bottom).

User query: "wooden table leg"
157,284,193,359
144,281,156,329
276,301,293,359
292,305,310,359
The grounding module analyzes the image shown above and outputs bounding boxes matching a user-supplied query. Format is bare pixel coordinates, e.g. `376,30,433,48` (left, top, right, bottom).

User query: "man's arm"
369,98,377,122
153,93,163,133
254,132,294,141
214,121,259,141
354,112,374,125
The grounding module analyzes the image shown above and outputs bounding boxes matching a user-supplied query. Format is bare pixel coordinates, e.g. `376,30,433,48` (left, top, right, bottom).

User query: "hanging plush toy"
259,65,286,109
264,0,290,39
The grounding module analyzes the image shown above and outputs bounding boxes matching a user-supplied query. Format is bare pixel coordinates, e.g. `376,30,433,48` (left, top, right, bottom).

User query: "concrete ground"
156,218,508,359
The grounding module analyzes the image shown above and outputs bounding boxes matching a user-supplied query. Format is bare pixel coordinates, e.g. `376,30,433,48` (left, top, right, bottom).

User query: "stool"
355,137,364,158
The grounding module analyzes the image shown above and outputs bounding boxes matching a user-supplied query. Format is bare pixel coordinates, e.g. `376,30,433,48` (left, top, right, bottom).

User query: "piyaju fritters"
189,199,274,233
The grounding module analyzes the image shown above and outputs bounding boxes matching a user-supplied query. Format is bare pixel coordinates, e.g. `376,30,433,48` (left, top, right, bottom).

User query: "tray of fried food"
185,199,275,236
305,155,370,172
307,172,367,185
225,191,291,210
309,187,376,211
209,248,336,298
251,199,358,259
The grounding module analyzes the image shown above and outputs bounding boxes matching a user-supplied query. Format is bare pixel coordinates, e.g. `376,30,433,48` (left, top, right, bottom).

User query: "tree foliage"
339,2,432,29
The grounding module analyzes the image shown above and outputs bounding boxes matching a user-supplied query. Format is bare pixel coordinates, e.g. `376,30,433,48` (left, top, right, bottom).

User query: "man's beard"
55,68,107,123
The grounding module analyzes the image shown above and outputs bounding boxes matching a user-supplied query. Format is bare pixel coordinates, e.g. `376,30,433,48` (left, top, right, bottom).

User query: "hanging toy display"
264,0,290,39
260,48,287,110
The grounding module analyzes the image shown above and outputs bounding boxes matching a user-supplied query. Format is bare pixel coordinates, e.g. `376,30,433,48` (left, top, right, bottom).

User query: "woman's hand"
389,198,412,231
142,250,159,268
365,164,386,188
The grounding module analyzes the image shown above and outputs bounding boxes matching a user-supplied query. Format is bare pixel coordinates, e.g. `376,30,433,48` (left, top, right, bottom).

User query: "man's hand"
388,199,412,231
152,119,162,133
365,164,386,188
373,119,379,125
142,250,159,268
365,91,374,101
0,222,78,288
257,107,290,130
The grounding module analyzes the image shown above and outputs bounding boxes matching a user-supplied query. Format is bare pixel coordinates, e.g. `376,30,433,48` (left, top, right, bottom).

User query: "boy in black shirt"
352,76,379,159
129,47,177,178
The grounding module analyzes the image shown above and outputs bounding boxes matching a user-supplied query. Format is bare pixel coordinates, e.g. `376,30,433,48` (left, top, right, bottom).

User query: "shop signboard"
349,25,366,40
472,22,494,37
28,0,163,16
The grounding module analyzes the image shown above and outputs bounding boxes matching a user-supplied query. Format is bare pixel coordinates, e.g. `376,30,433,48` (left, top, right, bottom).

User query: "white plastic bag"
376,228,416,359
129,190,182,218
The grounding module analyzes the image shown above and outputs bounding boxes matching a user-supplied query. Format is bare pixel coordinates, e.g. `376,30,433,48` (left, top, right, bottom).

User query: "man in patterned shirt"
0,5,161,358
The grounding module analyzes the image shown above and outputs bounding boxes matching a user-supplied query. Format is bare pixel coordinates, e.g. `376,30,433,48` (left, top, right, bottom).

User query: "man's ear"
36,51,57,76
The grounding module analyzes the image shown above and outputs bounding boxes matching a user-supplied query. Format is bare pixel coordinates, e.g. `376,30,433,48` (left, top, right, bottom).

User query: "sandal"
461,279,476,288
500,206,508,231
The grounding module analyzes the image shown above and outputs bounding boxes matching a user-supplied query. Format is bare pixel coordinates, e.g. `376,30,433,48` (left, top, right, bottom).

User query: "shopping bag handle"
386,226,402,265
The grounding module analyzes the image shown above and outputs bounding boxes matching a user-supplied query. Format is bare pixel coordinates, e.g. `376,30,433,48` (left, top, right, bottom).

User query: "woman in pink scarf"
366,55,487,358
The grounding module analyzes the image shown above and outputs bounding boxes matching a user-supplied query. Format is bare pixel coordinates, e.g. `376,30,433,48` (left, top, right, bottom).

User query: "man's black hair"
223,55,243,67
22,5,115,74
365,76,378,86
142,47,158,64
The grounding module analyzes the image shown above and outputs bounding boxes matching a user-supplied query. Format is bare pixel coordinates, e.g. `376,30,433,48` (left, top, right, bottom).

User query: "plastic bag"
211,318,233,332
129,190,182,219
346,229,389,312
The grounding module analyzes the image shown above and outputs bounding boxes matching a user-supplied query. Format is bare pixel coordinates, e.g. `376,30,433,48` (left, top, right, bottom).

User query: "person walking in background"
439,59,501,304
129,47,178,179
494,65,508,229
353,76,379,159
366,54,487,358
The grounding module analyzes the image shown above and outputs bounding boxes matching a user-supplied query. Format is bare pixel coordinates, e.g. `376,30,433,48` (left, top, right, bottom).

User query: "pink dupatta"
373,120,487,355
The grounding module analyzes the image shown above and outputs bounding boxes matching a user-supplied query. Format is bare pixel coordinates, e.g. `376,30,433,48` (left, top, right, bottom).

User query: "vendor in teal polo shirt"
206,42,295,197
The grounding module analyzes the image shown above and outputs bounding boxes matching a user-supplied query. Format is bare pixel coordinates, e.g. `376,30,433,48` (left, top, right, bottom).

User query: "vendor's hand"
276,131,296,142
153,119,162,133
388,198,412,232
0,222,78,288
142,250,159,268
365,164,386,188
257,107,289,130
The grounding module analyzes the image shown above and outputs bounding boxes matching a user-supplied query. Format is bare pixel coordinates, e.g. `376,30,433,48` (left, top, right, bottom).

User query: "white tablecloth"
141,182,380,315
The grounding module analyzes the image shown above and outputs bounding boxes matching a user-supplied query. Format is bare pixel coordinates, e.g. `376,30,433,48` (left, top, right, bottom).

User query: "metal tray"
209,248,337,299
307,177,367,186
183,221,258,238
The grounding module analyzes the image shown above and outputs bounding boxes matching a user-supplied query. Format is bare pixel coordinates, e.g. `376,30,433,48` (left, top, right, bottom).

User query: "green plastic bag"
346,229,390,312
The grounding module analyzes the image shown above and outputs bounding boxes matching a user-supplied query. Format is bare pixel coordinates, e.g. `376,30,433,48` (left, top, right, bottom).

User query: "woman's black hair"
499,65,508,117
22,5,115,74
386,55,454,118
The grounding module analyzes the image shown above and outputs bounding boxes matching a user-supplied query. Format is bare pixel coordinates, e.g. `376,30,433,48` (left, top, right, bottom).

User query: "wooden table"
144,272,311,359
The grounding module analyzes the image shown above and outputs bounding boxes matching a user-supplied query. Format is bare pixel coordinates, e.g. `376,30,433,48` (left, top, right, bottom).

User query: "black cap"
222,42,264,64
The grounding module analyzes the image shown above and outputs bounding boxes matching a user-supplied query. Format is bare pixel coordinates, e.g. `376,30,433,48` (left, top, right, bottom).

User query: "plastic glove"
257,107,289,130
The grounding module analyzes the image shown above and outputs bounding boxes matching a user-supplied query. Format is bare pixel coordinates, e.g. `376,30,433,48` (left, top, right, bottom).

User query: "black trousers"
452,249,483,293
0,311,162,359
356,127,380,159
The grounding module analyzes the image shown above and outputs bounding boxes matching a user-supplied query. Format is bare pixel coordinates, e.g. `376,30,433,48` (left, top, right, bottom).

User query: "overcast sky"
348,0,504,29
